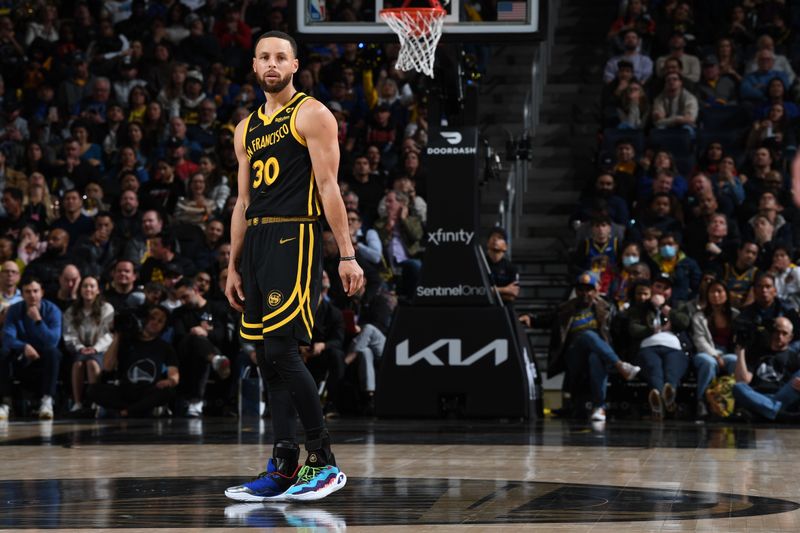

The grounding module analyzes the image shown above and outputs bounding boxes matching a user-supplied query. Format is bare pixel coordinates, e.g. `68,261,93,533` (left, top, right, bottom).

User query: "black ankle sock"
273,441,300,476
304,430,334,467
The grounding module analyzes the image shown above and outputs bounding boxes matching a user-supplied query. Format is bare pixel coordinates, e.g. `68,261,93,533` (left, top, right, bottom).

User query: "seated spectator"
185,219,226,273
172,278,232,417
616,80,649,130
0,260,21,326
735,273,800,357
73,212,120,278
52,189,94,247
197,154,231,213
16,224,46,266
696,55,737,107
610,138,645,204
602,59,637,111
174,172,215,228
715,37,743,84
641,227,662,264
104,259,145,312
522,271,641,421
346,155,384,226
373,191,423,301
123,209,164,265
0,277,62,420
140,159,184,213
740,50,790,103
696,142,723,175
0,186,27,240
346,210,383,301
603,30,654,85
627,273,693,420
655,32,701,83
652,232,701,301
755,78,800,120
344,318,386,415
571,215,620,282
302,271,347,413
733,316,800,420
711,156,746,210
71,120,104,173
140,231,196,285
26,230,79,298
113,189,142,242
609,243,653,311
88,305,178,418
607,0,655,53
722,240,760,309
770,245,800,310
744,191,793,251
631,193,683,240
744,34,796,85
691,280,739,418
652,73,698,135
571,173,630,227
377,175,427,225
63,276,114,413
639,151,688,200
485,228,520,305
746,103,795,152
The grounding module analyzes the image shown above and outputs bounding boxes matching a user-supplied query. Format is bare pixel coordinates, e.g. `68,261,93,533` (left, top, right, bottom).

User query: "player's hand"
339,259,365,297
226,268,245,313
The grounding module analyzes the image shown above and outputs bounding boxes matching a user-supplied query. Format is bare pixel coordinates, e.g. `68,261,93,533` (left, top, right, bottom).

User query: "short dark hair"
95,211,113,222
2,187,23,202
255,31,298,58
174,278,196,291
155,230,177,252
21,276,43,290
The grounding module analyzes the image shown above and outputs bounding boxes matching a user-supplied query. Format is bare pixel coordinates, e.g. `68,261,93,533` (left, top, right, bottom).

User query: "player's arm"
297,100,365,296
225,118,252,312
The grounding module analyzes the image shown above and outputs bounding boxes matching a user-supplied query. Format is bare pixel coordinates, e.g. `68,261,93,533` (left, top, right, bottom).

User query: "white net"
380,8,446,78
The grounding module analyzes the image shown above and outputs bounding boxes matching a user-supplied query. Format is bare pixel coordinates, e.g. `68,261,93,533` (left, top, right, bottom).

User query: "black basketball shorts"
239,217,323,344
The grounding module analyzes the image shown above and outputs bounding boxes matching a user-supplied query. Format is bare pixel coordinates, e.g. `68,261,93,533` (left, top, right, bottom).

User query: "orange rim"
380,7,446,36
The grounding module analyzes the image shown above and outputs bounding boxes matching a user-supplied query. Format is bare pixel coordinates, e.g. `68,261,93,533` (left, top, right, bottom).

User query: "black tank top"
242,92,321,218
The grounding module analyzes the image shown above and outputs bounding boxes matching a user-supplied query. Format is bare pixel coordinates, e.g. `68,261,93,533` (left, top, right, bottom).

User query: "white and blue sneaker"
284,455,347,502
224,459,299,502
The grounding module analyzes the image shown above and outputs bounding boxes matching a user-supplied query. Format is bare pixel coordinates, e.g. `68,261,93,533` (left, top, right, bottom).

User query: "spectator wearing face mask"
652,232,701,301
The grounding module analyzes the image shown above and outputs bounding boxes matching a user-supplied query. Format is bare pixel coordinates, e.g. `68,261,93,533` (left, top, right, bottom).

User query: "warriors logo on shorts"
268,290,283,308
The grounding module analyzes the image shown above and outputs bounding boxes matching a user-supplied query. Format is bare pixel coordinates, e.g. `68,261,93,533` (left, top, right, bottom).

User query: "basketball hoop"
380,0,447,78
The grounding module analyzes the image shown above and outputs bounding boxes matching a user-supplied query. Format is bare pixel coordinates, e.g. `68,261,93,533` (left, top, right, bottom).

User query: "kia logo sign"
396,339,508,366
440,131,462,145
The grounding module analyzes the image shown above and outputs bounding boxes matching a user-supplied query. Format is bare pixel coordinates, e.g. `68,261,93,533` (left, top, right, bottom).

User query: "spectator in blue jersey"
520,271,641,422
652,232,701,301
570,215,620,285
0,277,63,420
721,240,760,309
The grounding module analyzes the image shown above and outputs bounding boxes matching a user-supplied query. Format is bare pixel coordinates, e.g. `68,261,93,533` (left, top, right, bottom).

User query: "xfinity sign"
427,228,474,245
396,339,509,366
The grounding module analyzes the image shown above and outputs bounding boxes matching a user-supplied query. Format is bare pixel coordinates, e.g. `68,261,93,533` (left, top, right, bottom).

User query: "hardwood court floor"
1,418,799,531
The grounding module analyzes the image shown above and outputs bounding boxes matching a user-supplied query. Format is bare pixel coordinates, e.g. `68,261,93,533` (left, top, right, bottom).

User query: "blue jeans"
732,370,800,420
564,330,621,408
694,352,738,397
637,345,689,391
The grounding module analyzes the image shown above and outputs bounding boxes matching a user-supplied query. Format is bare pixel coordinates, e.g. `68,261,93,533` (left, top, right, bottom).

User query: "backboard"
293,1,543,43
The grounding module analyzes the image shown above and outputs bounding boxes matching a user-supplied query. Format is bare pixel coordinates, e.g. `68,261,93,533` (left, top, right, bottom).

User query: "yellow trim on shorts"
240,330,264,341
262,224,304,322
241,315,262,329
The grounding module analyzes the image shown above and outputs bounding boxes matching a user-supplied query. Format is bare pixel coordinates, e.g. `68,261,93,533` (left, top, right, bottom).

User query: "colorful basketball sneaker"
224,459,299,502
284,455,347,502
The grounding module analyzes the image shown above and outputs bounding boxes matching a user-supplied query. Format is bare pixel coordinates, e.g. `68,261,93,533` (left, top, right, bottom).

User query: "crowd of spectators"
0,0,435,420
551,0,800,423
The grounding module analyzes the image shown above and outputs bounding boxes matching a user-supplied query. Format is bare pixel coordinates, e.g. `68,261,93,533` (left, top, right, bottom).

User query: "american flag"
497,1,527,21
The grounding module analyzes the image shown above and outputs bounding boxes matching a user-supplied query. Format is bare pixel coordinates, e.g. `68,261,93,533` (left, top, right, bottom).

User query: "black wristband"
340,255,356,261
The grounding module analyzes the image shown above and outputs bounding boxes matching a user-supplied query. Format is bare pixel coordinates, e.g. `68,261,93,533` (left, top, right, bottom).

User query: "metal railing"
500,0,560,259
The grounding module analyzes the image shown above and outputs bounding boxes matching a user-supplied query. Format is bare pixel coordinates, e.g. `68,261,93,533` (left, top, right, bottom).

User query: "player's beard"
258,70,293,94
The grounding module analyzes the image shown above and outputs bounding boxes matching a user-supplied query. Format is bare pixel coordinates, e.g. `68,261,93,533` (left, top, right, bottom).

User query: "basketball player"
224,32,364,502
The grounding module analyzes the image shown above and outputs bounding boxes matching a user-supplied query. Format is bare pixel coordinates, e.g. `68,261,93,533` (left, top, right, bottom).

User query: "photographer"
733,316,800,420
87,305,178,417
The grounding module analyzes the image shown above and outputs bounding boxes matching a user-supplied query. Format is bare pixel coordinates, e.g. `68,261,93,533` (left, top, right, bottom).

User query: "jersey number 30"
252,157,280,188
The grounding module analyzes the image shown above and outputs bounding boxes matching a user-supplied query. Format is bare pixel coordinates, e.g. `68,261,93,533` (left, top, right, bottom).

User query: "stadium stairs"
478,0,616,409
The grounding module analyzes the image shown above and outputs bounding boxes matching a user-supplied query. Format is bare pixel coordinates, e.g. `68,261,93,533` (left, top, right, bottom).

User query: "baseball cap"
654,272,673,287
702,55,719,67
576,271,599,288
186,70,204,84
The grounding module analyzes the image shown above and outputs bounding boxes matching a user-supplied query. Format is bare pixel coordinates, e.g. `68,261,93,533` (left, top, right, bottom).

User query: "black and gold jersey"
241,92,321,218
